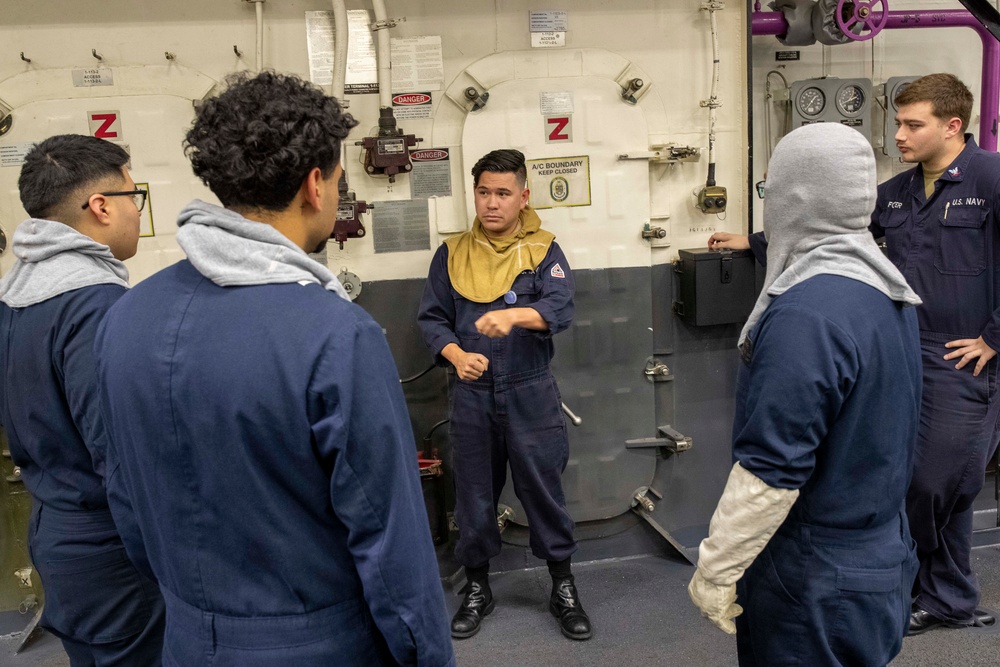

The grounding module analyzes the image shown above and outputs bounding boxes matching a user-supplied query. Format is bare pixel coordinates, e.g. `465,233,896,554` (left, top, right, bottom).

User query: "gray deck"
449,542,1000,667
4,523,1000,666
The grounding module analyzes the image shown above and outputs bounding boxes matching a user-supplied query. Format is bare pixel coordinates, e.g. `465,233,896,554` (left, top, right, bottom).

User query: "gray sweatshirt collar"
0,218,129,308
176,200,349,300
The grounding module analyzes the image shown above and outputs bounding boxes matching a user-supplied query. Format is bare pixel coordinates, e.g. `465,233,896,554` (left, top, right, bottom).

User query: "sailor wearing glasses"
0,134,164,665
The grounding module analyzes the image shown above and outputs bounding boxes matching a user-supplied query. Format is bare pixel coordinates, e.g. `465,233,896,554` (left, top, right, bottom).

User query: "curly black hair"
185,71,358,211
19,134,130,221
472,149,527,188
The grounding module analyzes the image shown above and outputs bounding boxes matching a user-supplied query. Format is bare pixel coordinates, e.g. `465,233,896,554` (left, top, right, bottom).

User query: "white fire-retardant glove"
688,462,800,634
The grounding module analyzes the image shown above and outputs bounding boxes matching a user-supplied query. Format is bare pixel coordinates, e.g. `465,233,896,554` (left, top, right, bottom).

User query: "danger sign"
88,111,123,140
545,115,572,143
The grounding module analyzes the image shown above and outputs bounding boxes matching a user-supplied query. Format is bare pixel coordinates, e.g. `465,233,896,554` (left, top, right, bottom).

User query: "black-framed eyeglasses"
755,180,766,199
81,189,147,213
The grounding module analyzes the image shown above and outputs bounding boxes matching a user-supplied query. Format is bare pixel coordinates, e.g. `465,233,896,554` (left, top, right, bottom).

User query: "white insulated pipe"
331,0,349,104
253,0,264,72
707,6,721,171
371,0,393,109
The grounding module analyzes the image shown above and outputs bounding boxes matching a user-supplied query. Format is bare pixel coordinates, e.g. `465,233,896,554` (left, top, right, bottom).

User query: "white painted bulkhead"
0,0,748,284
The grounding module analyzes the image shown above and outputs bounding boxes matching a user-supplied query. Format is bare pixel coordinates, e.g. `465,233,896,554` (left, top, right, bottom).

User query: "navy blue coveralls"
733,275,921,666
0,285,165,666
94,261,455,667
870,135,1000,623
418,242,576,568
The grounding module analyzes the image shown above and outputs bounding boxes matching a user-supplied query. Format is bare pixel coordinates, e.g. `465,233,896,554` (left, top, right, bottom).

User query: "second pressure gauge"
836,84,866,115
797,87,826,117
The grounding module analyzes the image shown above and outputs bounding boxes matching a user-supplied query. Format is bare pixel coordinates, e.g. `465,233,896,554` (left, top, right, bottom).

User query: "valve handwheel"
835,0,889,42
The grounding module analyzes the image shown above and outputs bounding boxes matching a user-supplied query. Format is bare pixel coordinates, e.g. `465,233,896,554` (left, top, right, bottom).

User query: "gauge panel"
788,78,873,143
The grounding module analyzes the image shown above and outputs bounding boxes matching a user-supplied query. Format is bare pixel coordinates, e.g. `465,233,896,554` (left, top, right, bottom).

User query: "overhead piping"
246,0,266,72
371,0,393,109
331,0,349,105
695,2,728,215
705,3,722,187
751,9,1000,151
256,2,263,71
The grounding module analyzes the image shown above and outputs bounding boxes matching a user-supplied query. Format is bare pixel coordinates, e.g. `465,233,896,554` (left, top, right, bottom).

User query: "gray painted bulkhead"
360,261,1000,564
358,263,746,563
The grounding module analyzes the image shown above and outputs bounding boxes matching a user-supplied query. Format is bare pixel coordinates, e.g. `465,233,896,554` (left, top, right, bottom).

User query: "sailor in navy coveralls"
708,74,1000,635
692,123,922,666
870,74,1000,634
94,73,454,667
0,135,164,665
418,149,592,642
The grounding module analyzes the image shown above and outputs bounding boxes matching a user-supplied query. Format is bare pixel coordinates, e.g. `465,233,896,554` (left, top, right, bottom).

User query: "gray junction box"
674,248,757,326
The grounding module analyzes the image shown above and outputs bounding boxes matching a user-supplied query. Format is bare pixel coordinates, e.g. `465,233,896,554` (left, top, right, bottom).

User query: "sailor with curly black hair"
95,71,455,667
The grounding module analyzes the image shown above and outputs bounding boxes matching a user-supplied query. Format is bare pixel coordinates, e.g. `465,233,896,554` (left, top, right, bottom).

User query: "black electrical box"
674,248,757,326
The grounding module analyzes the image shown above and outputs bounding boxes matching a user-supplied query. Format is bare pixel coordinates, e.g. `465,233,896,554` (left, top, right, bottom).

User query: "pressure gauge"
836,84,866,116
797,87,826,117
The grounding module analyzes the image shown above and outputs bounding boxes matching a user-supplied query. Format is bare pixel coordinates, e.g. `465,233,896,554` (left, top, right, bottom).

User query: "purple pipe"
752,9,1000,151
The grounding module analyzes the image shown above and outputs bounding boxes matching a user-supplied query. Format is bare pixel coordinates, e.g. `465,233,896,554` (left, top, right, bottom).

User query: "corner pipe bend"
751,9,1000,151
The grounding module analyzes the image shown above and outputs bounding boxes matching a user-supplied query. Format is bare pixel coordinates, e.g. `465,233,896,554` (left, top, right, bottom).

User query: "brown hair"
894,73,973,133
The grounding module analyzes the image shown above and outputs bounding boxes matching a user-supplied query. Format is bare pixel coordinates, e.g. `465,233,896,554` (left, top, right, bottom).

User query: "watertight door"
462,74,657,523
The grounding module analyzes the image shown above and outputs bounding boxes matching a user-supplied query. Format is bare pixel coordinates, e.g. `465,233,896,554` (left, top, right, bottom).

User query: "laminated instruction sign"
0,143,35,168
526,156,591,209
409,148,451,198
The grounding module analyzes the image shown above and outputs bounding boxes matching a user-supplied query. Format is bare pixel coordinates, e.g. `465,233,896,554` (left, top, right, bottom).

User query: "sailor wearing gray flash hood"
742,124,922,348
689,123,923,666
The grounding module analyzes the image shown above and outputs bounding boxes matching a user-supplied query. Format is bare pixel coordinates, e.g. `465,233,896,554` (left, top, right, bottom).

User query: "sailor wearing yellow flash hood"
418,149,591,643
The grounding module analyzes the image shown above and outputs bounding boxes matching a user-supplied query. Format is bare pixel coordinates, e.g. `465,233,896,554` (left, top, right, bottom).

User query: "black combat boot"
549,575,592,640
451,575,494,639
